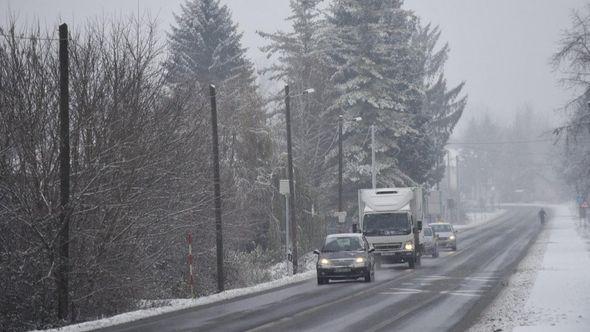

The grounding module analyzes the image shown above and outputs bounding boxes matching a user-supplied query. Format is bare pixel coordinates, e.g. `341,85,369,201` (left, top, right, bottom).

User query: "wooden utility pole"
57,23,70,321
209,84,224,292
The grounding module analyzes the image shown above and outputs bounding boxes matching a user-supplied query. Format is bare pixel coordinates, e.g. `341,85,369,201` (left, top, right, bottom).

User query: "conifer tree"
327,0,420,188
259,0,336,209
399,24,466,185
327,0,466,190
166,0,274,251
166,0,255,87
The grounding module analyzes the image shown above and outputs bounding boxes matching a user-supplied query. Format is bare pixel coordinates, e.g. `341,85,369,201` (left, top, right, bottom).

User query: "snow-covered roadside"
38,257,317,332
469,204,590,332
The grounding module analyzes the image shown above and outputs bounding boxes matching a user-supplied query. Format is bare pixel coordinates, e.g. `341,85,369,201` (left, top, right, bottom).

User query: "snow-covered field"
38,254,318,332
469,204,590,332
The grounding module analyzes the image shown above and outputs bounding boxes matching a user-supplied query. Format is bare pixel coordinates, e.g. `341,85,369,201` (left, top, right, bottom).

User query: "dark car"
314,233,375,285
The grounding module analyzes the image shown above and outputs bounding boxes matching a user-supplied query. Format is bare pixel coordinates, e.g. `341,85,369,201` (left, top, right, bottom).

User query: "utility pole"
338,115,343,211
209,84,224,292
57,23,70,321
371,125,376,189
285,85,298,274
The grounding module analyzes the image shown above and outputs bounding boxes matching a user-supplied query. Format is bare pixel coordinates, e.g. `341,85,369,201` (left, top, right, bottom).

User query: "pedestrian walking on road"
538,208,547,225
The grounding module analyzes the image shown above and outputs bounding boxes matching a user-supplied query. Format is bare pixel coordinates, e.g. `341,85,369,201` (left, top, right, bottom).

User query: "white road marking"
379,288,483,298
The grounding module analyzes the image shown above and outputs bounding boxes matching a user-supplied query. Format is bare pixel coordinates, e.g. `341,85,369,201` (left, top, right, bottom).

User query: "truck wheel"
317,276,327,285
408,257,415,269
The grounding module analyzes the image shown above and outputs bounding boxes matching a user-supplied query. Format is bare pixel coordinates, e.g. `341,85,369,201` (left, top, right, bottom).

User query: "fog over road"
99,207,541,332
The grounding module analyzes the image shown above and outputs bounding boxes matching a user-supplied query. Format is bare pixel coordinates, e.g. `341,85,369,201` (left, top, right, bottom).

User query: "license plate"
334,268,351,273
381,252,397,256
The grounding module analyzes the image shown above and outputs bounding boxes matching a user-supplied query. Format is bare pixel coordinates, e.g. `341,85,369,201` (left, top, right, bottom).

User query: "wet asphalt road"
99,206,541,332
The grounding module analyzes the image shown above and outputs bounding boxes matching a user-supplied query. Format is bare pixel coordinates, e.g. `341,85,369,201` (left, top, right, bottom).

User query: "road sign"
279,180,291,195
334,211,347,224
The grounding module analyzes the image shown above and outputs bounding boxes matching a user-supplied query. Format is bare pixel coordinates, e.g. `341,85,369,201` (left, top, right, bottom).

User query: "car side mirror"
313,249,320,255
368,248,375,253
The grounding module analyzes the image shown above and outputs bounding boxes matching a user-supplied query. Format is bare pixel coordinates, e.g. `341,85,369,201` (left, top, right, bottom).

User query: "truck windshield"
363,213,411,236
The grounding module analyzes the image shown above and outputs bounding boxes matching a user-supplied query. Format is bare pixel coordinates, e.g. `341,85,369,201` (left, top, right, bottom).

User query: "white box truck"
358,187,424,268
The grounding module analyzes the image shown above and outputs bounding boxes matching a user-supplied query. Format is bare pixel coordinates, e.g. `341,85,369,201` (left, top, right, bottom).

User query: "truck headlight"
320,258,330,265
404,242,414,251
355,257,365,263
449,235,455,240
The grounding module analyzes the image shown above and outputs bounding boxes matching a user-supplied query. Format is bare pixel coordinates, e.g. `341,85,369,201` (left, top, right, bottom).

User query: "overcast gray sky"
2,0,586,131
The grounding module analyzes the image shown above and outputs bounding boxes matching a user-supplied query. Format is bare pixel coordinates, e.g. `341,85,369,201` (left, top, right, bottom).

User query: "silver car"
429,223,457,251
422,226,439,257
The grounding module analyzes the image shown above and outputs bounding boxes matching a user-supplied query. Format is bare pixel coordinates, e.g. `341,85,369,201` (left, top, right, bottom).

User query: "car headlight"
320,258,330,265
449,235,455,240
355,257,365,263
404,242,414,251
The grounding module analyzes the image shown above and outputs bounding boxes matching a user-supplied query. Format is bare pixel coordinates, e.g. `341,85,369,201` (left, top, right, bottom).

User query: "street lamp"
338,115,362,213
284,84,314,275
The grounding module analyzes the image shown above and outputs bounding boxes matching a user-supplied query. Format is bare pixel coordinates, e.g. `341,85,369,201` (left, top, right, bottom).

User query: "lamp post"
284,85,314,275
371,125,376,189
338,115,362,213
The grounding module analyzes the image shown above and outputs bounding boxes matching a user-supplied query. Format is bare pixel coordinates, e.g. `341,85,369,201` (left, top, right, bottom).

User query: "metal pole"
285,85,298,274
57,23,70,321
456,155,460,218
371,125,376,189
285,194,290,275
209,84,224,292
338,115,343,211
447,151,452,222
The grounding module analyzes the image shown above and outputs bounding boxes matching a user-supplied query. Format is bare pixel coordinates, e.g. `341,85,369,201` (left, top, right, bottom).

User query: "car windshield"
423,228,433,236
363,213,411,236
430,224,452,232
322,236,364,252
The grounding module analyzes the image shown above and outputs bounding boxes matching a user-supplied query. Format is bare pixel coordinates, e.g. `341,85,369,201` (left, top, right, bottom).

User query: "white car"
429,223,457,251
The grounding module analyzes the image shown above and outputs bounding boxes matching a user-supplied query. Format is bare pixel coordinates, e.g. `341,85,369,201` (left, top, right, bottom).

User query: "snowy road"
98,206,541,332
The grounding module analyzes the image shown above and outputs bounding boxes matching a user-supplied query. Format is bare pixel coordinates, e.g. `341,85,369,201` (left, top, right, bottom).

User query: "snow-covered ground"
455,208,507,231
38,254,318,332
470,204,590,332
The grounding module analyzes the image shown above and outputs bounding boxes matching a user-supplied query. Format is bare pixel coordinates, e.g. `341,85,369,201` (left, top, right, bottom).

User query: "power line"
447,138,558,145
0,31,63,41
